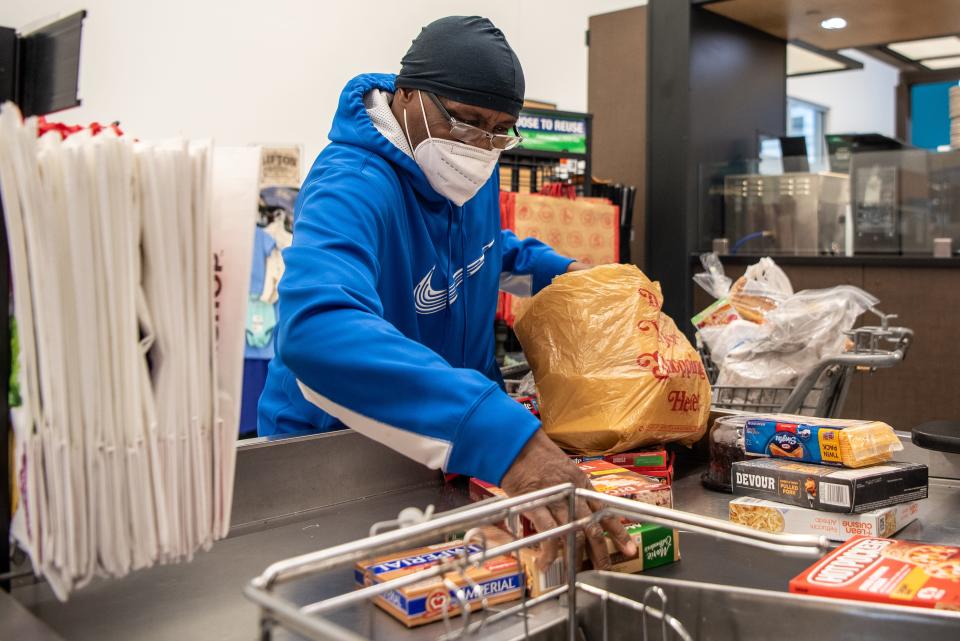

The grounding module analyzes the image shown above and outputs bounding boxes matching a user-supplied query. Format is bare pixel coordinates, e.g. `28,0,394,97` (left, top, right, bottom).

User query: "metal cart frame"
245,484,833,641
701,309,913,417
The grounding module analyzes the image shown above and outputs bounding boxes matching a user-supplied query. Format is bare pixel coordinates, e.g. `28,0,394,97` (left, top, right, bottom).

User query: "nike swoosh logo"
414,239,495,315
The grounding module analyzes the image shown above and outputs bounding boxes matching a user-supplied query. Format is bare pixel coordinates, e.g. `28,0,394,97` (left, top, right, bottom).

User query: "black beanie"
396,16,525,118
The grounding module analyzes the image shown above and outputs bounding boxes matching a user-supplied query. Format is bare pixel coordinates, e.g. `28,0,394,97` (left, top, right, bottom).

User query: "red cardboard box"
568,450,674,486
607,449,669,469
790,537,960,610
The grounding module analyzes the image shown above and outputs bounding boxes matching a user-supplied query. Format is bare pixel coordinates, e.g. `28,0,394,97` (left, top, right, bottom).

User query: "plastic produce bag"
692,252,731,300
717,285,878,388
514,264,711,455
692,253,792,325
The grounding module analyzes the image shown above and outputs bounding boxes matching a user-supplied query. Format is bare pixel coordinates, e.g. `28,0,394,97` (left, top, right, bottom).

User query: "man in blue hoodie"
258,16,635,568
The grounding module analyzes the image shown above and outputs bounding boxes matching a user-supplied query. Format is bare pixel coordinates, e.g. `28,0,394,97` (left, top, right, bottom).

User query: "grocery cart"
244,484,829,641
699,309,913,418
244,484,960,641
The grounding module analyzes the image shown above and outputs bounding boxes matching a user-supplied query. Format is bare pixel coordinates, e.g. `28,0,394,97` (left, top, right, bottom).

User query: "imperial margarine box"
354,540,523,627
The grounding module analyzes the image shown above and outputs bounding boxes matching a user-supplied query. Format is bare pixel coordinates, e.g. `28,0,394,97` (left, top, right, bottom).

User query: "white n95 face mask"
405,91,501,206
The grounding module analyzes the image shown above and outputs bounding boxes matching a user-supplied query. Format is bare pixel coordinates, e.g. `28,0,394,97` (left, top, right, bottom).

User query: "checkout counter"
6,426,960,641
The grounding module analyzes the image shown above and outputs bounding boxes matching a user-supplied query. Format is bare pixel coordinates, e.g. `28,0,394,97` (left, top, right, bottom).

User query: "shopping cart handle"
779,349,903,414
827,350,904,368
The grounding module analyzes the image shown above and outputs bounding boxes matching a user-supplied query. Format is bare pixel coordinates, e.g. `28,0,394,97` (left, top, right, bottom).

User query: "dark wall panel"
647,1,786,333
688,8,787,259
646,0,692,320
588,6,648,268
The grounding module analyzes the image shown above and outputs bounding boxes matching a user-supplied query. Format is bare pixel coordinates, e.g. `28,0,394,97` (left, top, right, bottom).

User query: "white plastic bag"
717,285,878,388
692,252,732,300
728,257,793,323
742,257,793,299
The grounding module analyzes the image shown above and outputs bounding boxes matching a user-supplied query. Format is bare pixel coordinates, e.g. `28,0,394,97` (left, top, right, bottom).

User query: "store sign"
259,146,301,188
516,112,587,154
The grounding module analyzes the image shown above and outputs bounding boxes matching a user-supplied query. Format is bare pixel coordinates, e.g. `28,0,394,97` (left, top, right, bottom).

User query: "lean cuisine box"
731,459,927,513
790,537,960,610
729,497,920,541
354,541,523,627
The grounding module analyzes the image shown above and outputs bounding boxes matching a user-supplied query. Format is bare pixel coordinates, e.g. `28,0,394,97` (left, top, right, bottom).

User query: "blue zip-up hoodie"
257,74,573,484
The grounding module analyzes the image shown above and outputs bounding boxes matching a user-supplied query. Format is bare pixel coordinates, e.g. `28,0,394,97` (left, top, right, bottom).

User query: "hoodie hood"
328,73,446,205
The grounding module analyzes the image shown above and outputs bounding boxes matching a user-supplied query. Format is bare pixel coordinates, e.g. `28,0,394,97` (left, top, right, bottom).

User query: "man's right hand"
500,429,637,571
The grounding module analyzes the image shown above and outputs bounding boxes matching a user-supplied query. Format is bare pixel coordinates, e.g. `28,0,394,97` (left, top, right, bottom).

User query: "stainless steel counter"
10,430,960,641
13,485,463,641
649,466,960,591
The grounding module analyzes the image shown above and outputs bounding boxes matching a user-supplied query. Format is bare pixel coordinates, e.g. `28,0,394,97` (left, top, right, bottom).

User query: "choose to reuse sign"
515,112,588,154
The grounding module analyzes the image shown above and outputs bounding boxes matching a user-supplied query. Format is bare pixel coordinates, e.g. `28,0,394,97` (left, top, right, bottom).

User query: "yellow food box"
743,416,902,467
354,540,523,627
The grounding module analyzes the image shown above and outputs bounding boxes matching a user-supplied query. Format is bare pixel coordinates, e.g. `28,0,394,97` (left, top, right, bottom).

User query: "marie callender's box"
790,537,960,610
354,540,523,627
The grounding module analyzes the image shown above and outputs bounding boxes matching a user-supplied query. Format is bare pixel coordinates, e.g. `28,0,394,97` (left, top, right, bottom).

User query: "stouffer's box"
790,537,960,610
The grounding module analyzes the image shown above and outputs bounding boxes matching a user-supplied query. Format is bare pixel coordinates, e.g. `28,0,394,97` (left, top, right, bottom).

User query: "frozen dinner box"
579,459,673,507
470,459,673,515
790,537,960,610
731,458,927,513
569,449,674,484
729,496,920,541
354,540,523,627
513,523,680,597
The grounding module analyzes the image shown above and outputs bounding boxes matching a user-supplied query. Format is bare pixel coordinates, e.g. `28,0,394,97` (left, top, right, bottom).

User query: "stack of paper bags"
0,102,257,599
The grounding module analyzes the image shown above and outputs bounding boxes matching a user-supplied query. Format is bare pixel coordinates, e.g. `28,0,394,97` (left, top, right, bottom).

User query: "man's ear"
394,88,414,105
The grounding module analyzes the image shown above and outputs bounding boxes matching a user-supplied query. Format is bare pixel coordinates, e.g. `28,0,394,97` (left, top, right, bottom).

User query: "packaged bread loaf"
729,276,779,323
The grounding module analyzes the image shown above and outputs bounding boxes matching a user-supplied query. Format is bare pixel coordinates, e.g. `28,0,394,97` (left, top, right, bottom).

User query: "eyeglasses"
425,92,523,151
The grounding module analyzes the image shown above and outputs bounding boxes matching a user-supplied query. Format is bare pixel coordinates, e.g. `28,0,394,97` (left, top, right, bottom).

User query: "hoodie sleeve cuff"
446,388,541,484
531,250,575,294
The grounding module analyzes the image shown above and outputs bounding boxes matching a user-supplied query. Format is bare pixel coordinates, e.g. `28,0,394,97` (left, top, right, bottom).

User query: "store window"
787,97,829,172
909,80,954,150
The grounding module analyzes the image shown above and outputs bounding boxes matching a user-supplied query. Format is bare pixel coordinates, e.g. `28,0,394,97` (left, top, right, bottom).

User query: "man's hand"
566,261,592,273
500,430,637,570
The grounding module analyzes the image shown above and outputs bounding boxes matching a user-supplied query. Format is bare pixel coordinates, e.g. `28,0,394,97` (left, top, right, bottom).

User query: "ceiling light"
921,55,960,70
820,17,847,30
787,44,845,75
888,36,960,60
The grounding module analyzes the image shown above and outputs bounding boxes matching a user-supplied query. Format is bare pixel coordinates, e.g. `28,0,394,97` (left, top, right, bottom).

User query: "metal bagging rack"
245,484,832,641
700,310,913,418
0,10,86,592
